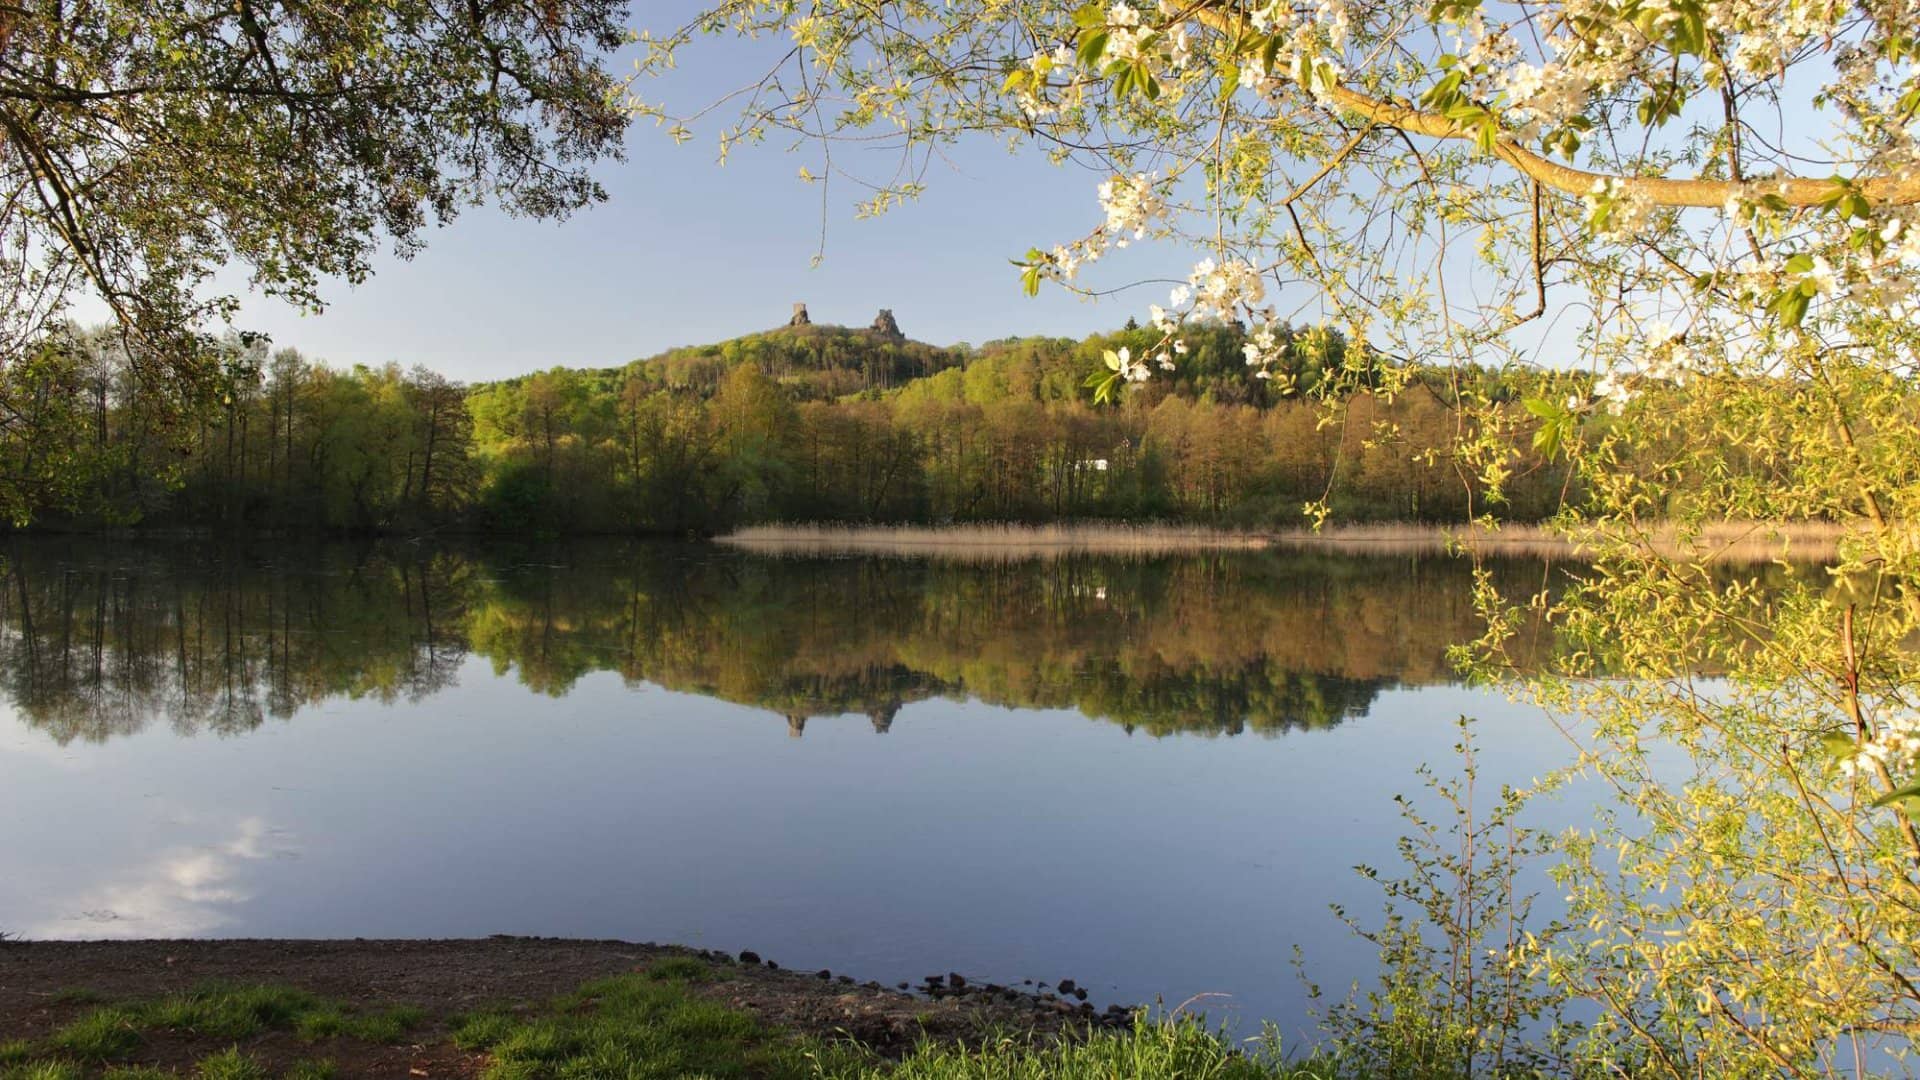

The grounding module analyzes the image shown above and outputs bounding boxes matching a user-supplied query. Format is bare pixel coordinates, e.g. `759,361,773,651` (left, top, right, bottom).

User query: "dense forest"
0,317,1577,534
0,539,1561,744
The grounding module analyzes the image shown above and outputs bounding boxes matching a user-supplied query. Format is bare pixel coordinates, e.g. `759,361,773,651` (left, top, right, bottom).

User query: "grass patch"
15,984,431,1078
291,1004,423,1043
192,1048,267,1080
47,1007,143,1061
642,957,711,982
451,1012,521,1052
874,1018,1308,1080
137,986,319,1039
456,974,852,1080
1,1062,84,1080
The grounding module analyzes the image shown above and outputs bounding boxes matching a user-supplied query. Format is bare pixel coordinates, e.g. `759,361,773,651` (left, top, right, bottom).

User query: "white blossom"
1098,173,1167,240
1841,713,1920,779
1104,346,1150,382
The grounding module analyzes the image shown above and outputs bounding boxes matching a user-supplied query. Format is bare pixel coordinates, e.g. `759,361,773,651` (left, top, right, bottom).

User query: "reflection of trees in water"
0,544,471,743
0,540,1558,744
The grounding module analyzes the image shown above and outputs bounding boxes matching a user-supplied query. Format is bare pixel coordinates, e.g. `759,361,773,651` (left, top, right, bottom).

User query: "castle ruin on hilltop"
785,303,905,340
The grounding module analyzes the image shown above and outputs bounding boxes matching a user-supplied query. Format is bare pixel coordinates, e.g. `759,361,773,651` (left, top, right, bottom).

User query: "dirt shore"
0,937,1118,1058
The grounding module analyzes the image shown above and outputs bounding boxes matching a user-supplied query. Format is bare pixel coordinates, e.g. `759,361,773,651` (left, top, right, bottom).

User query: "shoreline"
0,937,1127,1069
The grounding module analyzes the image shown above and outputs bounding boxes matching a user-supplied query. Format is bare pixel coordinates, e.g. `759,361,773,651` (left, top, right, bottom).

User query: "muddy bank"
0,937,1128,1055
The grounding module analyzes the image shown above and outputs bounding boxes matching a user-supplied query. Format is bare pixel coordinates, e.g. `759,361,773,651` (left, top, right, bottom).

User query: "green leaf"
1770,286,1811,328
1001,68,1030,94
1419,69,1466,110
1086,371,1121,404
1261,34,1283,74
1872,780,1920,808
1522,397,1572,459
1673,9,1706,55
1076,30,1108,68
1021,264,1042,297
1783,253,1815,274
1818,732,1858,761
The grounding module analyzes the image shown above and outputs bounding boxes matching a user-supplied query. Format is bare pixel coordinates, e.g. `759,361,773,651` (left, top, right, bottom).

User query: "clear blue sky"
226,5,1198,384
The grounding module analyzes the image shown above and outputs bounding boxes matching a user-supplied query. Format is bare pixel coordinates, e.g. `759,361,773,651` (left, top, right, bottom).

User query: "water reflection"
36,815,297,938
0,540,1562,744
0,538,1721,1028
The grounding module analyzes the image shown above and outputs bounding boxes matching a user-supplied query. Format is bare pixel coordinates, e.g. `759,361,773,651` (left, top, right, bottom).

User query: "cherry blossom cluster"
1102,344,1177,383
1097,173,1168,244
1575,321,1701,414
1841,712,1920,780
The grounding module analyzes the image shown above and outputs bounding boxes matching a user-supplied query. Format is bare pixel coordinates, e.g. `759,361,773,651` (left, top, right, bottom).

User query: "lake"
0,538,1586,1036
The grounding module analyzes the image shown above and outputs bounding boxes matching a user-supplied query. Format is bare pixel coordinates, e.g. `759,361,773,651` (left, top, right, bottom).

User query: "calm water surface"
0,539,1582,1033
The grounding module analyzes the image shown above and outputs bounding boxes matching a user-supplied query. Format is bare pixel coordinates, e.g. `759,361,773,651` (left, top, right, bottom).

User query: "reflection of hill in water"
0,540,1558,744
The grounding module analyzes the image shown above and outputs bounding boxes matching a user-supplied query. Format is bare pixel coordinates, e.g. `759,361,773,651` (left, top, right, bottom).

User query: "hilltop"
472,305,968,402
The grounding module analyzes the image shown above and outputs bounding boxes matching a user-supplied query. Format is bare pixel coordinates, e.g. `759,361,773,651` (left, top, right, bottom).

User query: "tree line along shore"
3,318,1636,536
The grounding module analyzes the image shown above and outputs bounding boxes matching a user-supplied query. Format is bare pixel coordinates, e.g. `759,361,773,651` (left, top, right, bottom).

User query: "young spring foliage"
637,0,1920,1071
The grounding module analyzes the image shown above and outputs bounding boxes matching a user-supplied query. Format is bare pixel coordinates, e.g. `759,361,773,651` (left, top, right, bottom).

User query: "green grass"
12,983,432,1078
135,986,320,1040
453,973,866,1080
291,1004,424,1043
46,1008,143,1061
643,956,713,982
1,1062,85,1080
871,1019,1316,1080
191,1048,267,1080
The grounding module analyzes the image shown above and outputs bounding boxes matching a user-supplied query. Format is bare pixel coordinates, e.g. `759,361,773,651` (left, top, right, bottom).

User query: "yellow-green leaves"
1521,395,1574,460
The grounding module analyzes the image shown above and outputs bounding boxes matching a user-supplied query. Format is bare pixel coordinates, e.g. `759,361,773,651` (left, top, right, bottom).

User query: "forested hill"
2,316,1578,535
482,317,967,403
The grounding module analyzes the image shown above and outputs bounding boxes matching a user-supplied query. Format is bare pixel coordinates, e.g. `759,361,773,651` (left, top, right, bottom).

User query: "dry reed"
715,523,1270,561
1267,520,1859,563
716,520,1861,563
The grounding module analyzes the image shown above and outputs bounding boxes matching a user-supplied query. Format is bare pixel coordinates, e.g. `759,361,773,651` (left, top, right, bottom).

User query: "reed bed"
718,520,1863,563
1267,520,1860,563
715,523,1271,561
